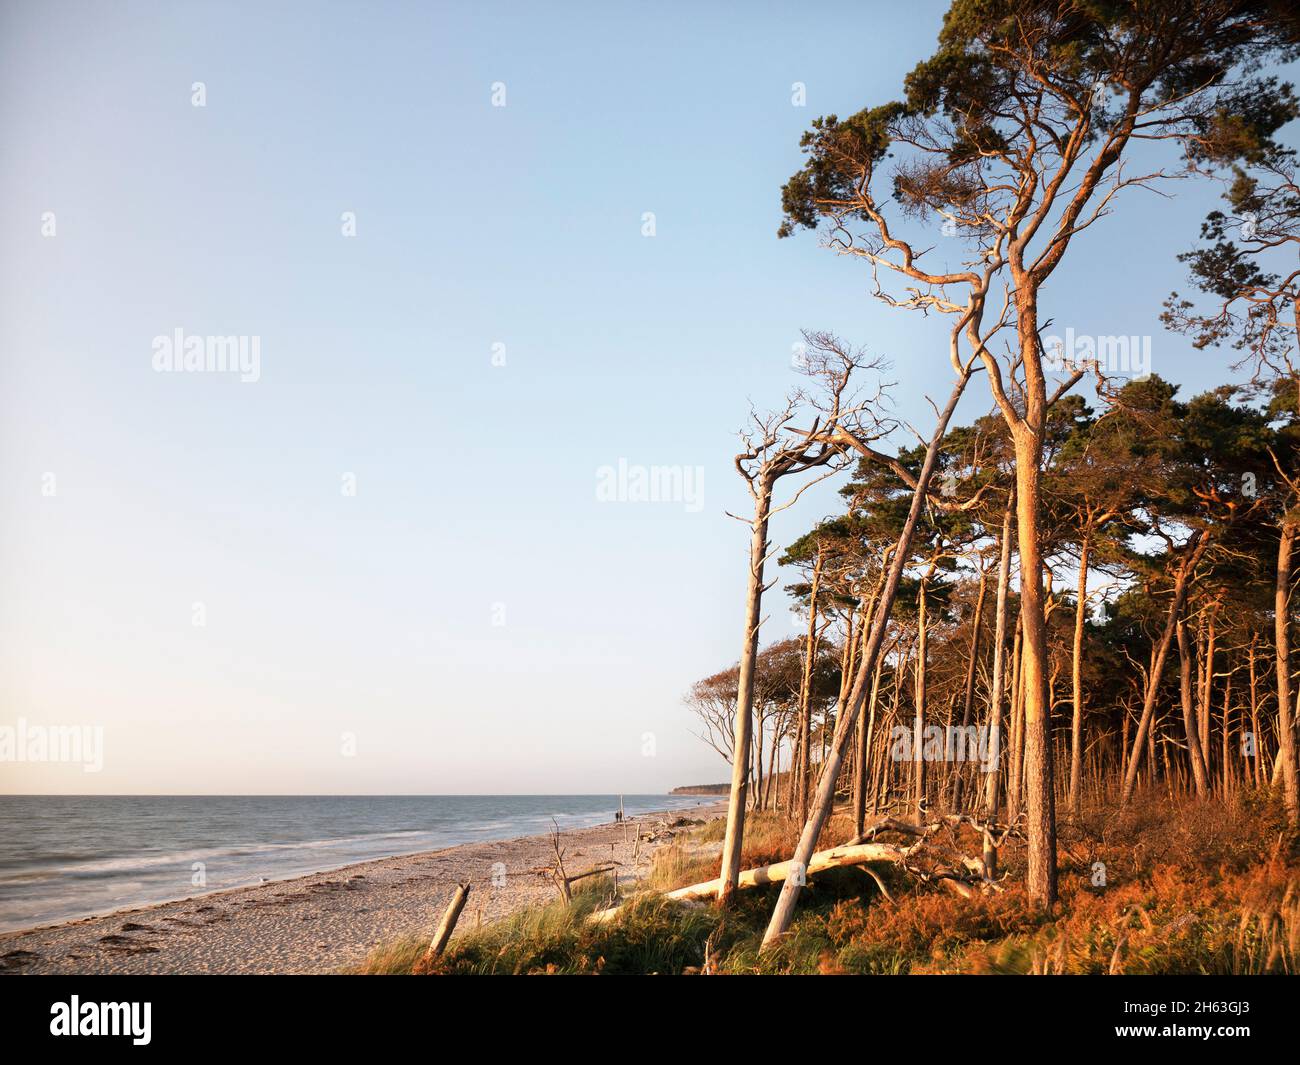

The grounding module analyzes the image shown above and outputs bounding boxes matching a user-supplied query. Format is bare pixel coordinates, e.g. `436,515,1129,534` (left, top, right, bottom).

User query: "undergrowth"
357,789,1298,975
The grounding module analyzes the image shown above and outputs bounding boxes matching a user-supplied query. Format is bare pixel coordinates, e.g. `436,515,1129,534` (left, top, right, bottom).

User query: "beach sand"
0,800,726,975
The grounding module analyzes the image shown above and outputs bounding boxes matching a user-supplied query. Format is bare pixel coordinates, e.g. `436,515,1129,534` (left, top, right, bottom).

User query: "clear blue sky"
0,1,1284,793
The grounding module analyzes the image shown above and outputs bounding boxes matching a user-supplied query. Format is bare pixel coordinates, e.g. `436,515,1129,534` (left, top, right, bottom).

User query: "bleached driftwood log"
424,882,471,961
588,840,919,924
587,813,1009,926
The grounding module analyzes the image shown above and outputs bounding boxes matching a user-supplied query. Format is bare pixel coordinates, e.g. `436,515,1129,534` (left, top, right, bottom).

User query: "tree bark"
1249,637,1263,788
795,552,824,825
913,578,928,818
1067,529,1091,817
1272,522,1300,826
1010,429,1058,908
718,478,773,904
1007,616,1024,821
1197,608,1217,771
1177,611,1210,798
1120,531,1207,804
852,569,887,833
1222,671,1234,796
424,883,470,961
951,564,989,810
983,493,1015,819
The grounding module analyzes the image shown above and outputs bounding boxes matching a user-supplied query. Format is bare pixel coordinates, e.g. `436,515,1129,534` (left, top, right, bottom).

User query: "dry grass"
356,790,1298,976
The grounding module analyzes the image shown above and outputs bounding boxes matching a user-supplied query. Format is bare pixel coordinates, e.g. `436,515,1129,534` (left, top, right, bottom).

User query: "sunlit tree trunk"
1068,530,1091,817
795,552,824,825
719,478,772,904
1177,611,1210,798
1249,637,1263,788
1272,523,1300,826
1121,532,1207,804
1197,608,1217,772
1007,616,1024,822
913,578,928,818
1010,427,1058,907
951,565,987,811
852,573,887,836
1222,672,1234,796
983,493,1015,820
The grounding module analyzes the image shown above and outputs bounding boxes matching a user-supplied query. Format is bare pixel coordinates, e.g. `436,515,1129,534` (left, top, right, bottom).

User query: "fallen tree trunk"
846,815,926,845
588,839,922,924
565,864,617,885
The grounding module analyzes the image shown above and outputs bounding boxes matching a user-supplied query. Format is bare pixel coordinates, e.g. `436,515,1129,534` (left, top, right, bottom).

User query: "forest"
367,0,1300,977
680,0,1300,954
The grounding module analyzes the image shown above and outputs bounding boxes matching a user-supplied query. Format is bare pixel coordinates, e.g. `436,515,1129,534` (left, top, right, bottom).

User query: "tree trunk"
795,552,824,825
760,372,971,947
1007,616,1024,821
951,565,988,810
1222,671,1234,796
1249,637,1262,788
1198,609,1216,771
1120,531,1206,804
718,478,773,904
1068,529,1091,817
856,647,886,835
852,570,887,833
1010,430,1058,908
765,714,781,811
983,492,1015,819
913,578,928,818
1272,522,1300,826
1177,611,1210,798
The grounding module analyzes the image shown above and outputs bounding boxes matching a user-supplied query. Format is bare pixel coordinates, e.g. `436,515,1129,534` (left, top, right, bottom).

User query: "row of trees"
696,371,1300,814
693,0,1300,947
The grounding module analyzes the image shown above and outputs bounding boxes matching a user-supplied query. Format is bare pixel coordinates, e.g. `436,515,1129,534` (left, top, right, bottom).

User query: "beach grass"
357,790,1299,976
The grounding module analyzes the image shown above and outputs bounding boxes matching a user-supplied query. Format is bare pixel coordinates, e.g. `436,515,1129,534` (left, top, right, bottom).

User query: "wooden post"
424,883,471,962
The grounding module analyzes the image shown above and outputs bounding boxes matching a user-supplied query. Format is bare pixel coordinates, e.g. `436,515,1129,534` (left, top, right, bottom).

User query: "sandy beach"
0,801,726,975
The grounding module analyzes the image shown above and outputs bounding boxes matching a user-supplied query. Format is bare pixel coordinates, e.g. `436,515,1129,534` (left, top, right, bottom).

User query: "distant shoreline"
0,793,706,934
0,800,727,975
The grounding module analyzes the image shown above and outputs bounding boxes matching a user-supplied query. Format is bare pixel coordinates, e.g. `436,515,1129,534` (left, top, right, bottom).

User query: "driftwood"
566,864,617,884
589,816,1005,926
846,815,928,845
544,819,621,903
589,839,922,924
423,882,470,961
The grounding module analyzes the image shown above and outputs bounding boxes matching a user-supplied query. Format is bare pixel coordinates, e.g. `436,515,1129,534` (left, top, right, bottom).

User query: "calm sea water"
0,794,713,932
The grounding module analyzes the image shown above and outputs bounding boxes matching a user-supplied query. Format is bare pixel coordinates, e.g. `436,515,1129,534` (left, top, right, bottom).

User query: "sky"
0,0,1290,794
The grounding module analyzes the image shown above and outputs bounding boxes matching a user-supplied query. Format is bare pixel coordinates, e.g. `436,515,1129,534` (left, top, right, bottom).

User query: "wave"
0,795,708,929
0,828,450,883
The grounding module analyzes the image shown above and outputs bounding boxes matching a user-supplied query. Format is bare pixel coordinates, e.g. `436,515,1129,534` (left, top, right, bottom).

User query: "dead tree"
717,343,889,906
760,364,975,945
760,282,1009,945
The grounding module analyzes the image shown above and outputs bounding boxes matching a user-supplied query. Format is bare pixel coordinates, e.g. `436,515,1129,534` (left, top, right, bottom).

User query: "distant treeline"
670,784,729,795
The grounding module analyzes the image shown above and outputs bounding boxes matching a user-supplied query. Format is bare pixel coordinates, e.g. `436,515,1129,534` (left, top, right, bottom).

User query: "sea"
0,793,714,932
